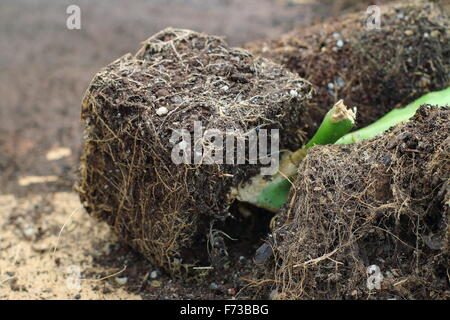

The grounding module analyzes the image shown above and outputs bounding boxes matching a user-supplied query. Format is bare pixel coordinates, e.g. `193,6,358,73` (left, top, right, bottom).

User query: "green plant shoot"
232,100,356,212
336,87,450,144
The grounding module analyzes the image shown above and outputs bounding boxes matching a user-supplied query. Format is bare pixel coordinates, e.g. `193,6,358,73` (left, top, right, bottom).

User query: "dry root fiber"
77,28,313,275
246,0,449,136
256,106,449,300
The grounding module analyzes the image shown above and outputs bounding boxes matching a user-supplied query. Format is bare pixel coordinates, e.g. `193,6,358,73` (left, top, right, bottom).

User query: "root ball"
77,28,313,275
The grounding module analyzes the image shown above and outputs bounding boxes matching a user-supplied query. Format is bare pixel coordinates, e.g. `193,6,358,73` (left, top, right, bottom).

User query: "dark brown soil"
245,0,450,138
249,105,449,300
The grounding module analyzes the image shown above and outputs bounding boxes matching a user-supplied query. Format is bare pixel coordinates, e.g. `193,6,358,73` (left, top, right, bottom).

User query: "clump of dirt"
246,0,450,137
250,105,449,300
77,28,313,276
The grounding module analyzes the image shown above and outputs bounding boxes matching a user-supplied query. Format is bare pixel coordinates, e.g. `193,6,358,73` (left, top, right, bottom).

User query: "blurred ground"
0,0,400,299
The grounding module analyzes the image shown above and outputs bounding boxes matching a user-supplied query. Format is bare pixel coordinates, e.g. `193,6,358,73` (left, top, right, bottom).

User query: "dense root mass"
246,0,449,136
254,106,449,299
77,28,313,275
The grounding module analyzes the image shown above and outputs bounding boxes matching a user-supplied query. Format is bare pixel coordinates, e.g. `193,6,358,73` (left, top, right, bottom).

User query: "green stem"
336,87,450,144
305,99,356,148
233,100,356,212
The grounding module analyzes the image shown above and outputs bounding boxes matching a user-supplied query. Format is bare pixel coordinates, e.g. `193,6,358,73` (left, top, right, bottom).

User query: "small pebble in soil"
22,226,36,239
114,277,128,285
156,107,169,116
172,96,183,104
336,40,344,48
150,270,160,279
430,30,440,38
31,243,49,253
156,89,169,97
74,294,81,300
210,282,218,290
227,288,236,296
336,77,345,89
150,280,161,288
289,89,298,98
